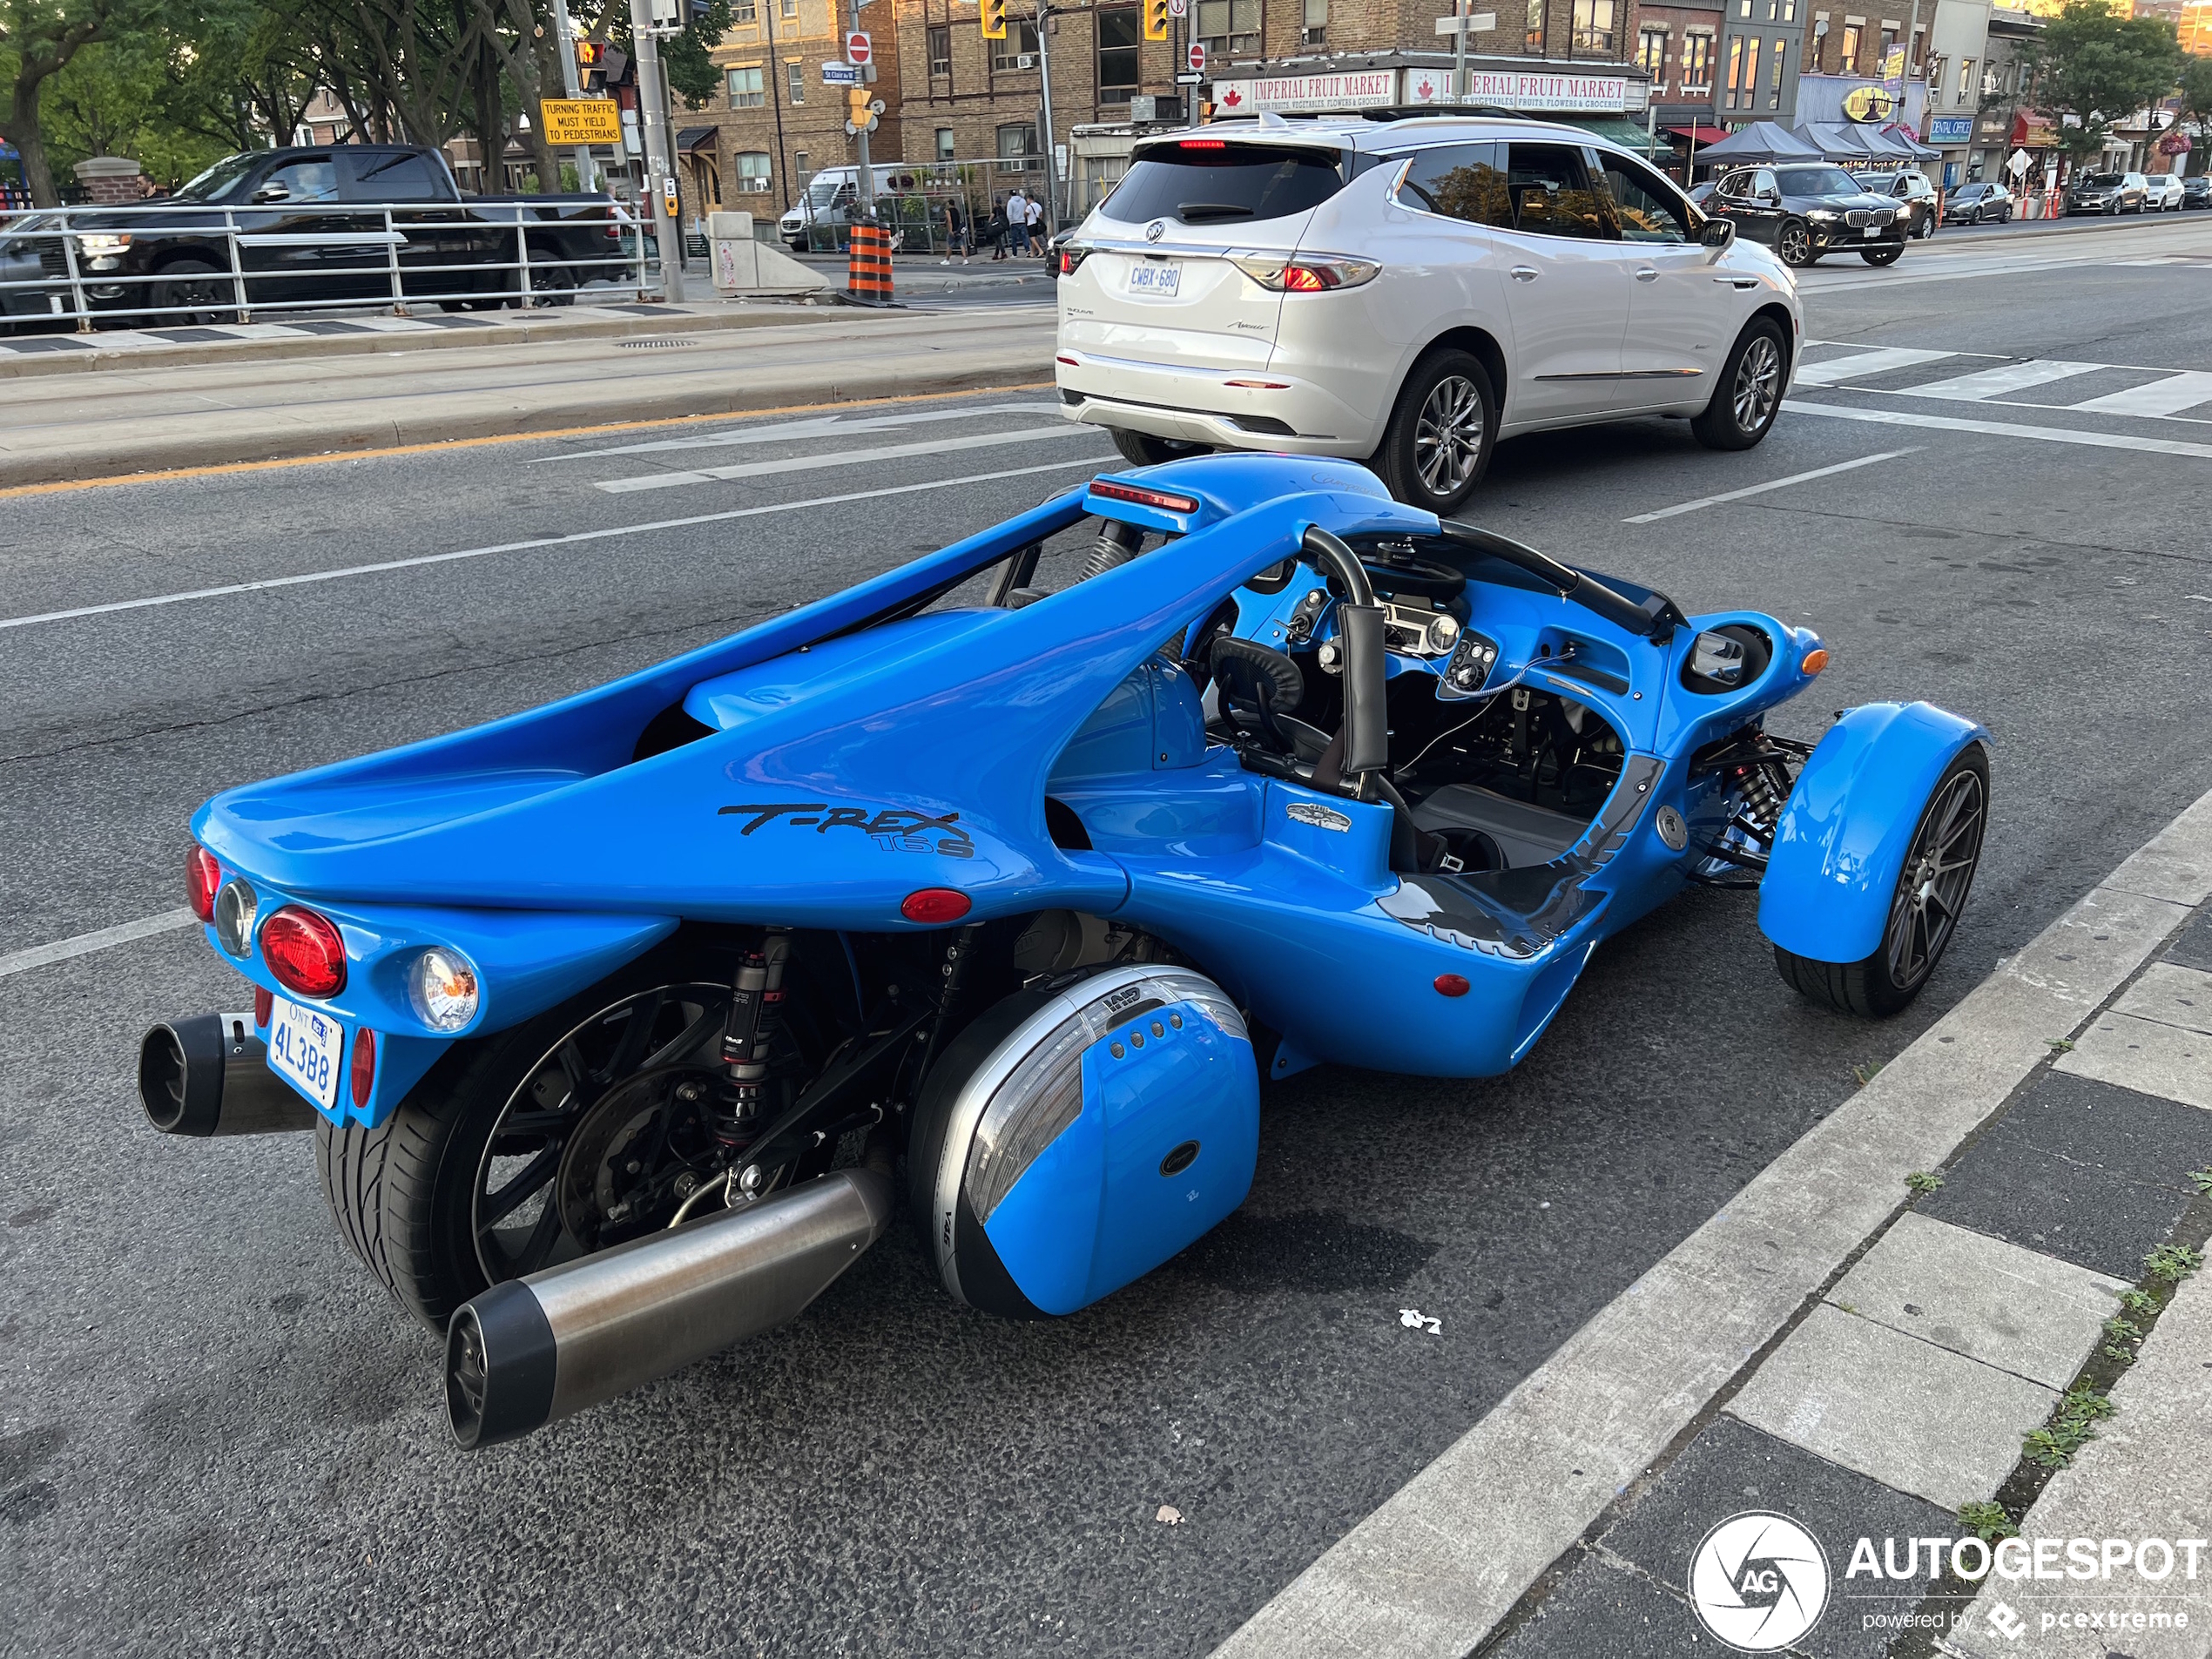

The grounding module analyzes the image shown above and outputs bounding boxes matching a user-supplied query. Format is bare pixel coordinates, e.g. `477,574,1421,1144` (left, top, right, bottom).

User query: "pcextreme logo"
1689,1513,1831,1651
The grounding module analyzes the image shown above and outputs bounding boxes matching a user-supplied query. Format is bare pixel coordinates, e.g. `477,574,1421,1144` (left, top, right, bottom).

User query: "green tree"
2174,51,2212,174
2,0,163,203
2024,0,2182,169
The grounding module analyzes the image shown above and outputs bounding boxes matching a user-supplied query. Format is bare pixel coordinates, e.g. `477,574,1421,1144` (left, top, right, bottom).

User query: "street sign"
539,98,624,145
1187,41,1206,71
1433,10,1494,31
1175,71,1204,84
1167,0,1187,12
822,60,860,83
846,30,872,63
2006,147,2031,176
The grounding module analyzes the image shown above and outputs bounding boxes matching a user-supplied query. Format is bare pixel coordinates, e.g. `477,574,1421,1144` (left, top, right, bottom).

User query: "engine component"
138,1012,320,1136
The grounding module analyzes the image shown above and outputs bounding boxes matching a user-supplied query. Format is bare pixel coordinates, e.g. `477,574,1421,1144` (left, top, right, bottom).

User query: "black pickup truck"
0,144,627,327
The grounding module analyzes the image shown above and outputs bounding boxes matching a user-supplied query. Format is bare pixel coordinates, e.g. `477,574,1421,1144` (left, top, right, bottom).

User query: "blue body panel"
1758,702,1990,963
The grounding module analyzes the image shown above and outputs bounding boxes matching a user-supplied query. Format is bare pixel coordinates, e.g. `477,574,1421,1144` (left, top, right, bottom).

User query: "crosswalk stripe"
1898,360,2105,402
2068,370,2212,419
1785,400,2212,460
595,426,1095,494
1791,347,1958,387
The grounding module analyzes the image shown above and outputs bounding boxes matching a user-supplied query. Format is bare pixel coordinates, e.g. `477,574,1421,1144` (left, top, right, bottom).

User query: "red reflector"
1090,477,1201,514
261,906,347,998
1178,139,1226,149
351,1027,377,1110
1434,974,1470,998
900,888,972,924
1282,265,1327,292
1224,379,1291,389
187,846,221,922
1057,354,1078,365
253,987,273,1028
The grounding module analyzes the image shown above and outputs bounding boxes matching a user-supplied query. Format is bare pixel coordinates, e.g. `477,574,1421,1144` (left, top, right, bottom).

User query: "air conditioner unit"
1016,53,1035,67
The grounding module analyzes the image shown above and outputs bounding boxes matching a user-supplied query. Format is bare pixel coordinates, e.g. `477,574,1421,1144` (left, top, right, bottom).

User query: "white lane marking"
1898,360,2105,401
1790,347,1958,387
0,455,1111,633
0,909,195,980
595,425,1094,494
1784,400,2212,460
1622,448,1918,523
2070,369,2212,419
539,401,1058,462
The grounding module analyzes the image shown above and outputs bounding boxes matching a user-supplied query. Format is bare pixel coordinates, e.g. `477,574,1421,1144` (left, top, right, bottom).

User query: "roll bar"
1300,526,1389,793
1438,522,1685,644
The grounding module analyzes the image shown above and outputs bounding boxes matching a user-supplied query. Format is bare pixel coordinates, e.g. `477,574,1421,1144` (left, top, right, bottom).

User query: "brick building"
697,0,910,219
1631,0,1723,168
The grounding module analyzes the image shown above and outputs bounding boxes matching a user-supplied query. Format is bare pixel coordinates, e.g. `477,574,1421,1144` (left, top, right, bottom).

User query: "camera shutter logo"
1687,1512,1830,1651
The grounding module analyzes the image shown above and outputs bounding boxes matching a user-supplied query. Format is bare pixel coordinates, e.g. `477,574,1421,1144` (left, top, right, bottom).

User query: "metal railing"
0,198,661,332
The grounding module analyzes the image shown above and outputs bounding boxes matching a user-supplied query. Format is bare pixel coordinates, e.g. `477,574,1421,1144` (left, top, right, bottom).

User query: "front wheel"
152,260,235,325
1109,428,1212,468
1860,243,1904,266
522,260,578,307
1691,319,1786,451
1775,745,1988,1018
1777,218,1814,267
1373,348,1497,514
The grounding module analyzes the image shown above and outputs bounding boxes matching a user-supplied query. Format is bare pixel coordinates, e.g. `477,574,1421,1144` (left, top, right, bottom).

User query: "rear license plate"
1127,261,1181,297
267,994,344,1109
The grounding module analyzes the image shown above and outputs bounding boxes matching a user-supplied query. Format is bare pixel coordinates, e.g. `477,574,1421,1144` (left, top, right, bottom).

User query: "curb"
1213,787,2212,1659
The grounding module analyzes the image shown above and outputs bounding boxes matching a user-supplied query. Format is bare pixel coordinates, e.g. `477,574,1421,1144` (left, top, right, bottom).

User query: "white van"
779,167,860,250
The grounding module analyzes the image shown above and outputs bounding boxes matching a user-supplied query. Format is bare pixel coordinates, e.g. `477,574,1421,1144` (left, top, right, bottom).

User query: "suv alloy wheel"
1776,219,1814,267
1375,349,1497,515
1692,319,1786,451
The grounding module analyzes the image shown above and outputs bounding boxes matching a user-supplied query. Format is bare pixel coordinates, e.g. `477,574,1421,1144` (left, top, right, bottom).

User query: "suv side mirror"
1700,217,1736,260
250,184,292,204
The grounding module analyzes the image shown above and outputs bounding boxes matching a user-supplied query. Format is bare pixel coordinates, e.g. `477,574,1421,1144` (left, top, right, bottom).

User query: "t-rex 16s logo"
718,802,974,858
1688,1513,1831,1651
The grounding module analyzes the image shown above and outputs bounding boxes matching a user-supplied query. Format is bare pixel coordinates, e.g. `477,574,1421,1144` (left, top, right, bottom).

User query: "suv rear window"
1102,140,1348,226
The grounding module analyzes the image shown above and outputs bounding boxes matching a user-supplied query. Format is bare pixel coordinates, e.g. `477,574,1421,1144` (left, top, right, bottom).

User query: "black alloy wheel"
523,260,579,307
152,260,235,326
1691,319,1785,452
1861,243,1905,266
1777,218,1814,267
1110,428,1213,467
1374,348,1498,515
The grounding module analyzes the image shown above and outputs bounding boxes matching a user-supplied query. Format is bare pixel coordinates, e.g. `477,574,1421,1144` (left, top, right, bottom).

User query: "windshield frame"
1775,165,1864,199
2080,172,2124,187
176,152,260,202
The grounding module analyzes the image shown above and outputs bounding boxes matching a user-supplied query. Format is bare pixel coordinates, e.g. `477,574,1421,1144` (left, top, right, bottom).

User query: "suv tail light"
1058,245,1091,277
261,906,347,998
187,846,222,921
1229,254,1379,293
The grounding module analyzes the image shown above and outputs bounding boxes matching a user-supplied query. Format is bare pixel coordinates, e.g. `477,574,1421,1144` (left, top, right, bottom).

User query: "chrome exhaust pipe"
445,1164,895,1449
138,1013,320,1136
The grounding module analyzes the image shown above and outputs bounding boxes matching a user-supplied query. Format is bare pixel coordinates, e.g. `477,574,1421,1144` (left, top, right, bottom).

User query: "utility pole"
853,0,875,217
629,0,686,300
1035,2,1061,231
1454,0,1468,103
549,0,598,190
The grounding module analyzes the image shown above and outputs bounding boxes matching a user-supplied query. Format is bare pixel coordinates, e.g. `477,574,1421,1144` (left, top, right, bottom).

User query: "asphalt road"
4,223,2212,1659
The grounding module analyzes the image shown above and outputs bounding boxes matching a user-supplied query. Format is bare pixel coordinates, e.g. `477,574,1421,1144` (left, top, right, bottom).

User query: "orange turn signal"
1802,649,1830,675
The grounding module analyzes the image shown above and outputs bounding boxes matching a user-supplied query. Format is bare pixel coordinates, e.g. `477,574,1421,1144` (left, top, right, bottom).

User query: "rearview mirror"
1700,217,1736,260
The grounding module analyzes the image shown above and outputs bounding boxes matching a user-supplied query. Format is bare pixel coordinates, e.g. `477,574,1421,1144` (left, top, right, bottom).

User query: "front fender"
1758,702,1989,964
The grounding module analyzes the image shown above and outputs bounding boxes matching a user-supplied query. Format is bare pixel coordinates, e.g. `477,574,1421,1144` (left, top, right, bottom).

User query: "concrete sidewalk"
0,305,1057,487
1217,791,2212,1659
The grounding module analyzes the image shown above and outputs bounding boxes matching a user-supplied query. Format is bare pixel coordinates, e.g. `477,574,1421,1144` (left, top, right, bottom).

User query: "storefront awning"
1666,125,1730,146
675,126,718,155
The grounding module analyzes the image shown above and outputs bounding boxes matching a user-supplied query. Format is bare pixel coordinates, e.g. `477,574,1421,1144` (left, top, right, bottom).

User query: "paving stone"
1601,1415,1960,1659
1828,1212,2127,1389
2112,961,2212,1036
1727,1305,2057,1512
2164,903,2212,974
1919,1129,2193,1283
2104,792,2212,909
1983,1070,2212,1190
1486,1551,1712,1659
2060,1009,2212,1110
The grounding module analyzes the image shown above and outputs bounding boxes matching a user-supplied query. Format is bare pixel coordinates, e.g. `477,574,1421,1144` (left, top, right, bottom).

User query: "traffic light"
848,85,872,123
981,0,1006,40
1143,0,1169,41
576,39,606,91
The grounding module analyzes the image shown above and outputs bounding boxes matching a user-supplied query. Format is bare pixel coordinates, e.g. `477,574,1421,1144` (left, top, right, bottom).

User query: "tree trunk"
12,73,57,206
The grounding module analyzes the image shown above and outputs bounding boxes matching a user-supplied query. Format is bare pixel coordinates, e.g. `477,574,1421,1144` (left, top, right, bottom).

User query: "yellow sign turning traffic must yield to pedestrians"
539,98,624,145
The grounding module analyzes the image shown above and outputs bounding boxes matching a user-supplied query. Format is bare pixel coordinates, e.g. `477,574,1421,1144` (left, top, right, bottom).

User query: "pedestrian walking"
1007,187,1030,256
1026,193,1045,257
941,199,970,264
985,199,1010,260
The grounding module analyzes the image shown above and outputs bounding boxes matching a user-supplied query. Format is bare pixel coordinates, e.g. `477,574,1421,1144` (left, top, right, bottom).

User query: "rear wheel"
1691,319,1786,451
522,260,578,307
1775,745,1988,1018
1861,243,1904,266
1109,428,1212,468
1374,348,1497,515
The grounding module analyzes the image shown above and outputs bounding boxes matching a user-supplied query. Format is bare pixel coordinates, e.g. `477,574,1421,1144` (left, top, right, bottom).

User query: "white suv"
1055,114,1802,514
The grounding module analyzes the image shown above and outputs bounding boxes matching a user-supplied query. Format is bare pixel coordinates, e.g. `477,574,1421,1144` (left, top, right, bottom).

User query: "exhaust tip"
139,1017,217,1136
446,1281,558,1451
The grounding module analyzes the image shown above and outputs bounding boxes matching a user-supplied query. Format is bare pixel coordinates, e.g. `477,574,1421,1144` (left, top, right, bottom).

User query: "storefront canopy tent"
1687,121,1825,164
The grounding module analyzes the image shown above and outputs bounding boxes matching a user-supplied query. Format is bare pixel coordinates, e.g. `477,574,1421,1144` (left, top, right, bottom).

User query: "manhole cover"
613,336,702,348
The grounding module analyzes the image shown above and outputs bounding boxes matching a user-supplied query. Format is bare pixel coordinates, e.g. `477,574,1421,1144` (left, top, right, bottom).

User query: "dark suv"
1709,163,1910,267
1859,170,1939,238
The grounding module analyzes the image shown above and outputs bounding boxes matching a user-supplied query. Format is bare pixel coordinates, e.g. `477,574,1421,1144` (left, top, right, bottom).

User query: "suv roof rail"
1358,104,1522,121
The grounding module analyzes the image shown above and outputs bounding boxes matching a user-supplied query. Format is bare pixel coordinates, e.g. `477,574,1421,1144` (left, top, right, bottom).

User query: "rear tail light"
1177,138,1226,149
261,907,347,998
1229,254,1379,293
1058,246,1091,277
1089,478,1200,514
351,1027,377,1110
900,887,973,923
187,846,221,921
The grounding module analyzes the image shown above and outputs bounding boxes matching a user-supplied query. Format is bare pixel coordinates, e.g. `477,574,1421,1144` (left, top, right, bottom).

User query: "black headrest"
1211,636,1304,716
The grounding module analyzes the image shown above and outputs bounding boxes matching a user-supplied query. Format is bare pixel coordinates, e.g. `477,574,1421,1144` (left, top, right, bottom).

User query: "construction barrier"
846,223,894,305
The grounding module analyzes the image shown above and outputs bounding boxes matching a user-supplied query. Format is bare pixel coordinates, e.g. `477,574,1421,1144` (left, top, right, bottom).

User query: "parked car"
139,452,1989,1448
779,166,863,251
2141,172,2186,212
1946,179,2014,224
1055,116,1801,515
1708,162,1910,269
1860,169,1939,238
0,145,619,327
2185,174,2212,209
2066,171,2148,214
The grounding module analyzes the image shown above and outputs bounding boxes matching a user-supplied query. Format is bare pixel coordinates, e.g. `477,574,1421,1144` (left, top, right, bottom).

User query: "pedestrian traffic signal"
847,85,873,122
576,39,606,90
981,0,1007,39
1143,0,1170,40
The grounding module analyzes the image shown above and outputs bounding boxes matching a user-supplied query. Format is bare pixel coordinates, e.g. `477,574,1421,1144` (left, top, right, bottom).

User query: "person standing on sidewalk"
1007,187,1030,257
1026,192,1046,257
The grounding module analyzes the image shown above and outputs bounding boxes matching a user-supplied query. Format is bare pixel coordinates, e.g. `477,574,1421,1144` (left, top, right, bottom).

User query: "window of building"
997,123,1041,169
1303,0,1327,46
1525,0,1543,50
1724,35,1744,105
1681,30,1713,89
936,126,956,160
726,65,765,106
1878,25,1894,64
1782,0,1795,20
1959,57,1974,104
732,0,756,21
1572,0,1616,52
1838,22,1859,73
1770,37,1786,105
794,149,810,189
1910,25,1923,68
781,0,797,16
1196,0,1260,56
1737,0,1750,17
786,62,804,103
1636,25,1667,78
736,152,772,192
927,24,951,77
994,18,1042,70
1926,53,1944,95
1097,7,1141,102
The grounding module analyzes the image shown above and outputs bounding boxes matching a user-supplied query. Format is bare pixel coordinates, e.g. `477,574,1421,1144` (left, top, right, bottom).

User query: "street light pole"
1036,2,1062,231
628,0,686,300
853,0,876,217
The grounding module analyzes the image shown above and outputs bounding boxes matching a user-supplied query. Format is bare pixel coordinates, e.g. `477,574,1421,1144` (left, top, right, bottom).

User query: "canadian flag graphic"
1416,76,1435,98
1220,85,1244,106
